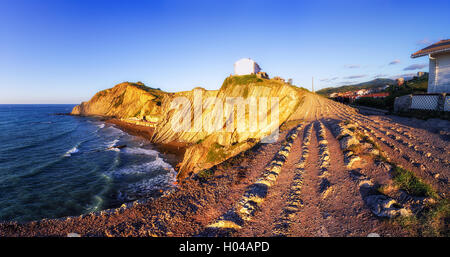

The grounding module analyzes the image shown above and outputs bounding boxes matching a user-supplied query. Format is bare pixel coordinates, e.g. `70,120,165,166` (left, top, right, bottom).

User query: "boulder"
365,195,410,218
339,135,359,149
393,94,412,113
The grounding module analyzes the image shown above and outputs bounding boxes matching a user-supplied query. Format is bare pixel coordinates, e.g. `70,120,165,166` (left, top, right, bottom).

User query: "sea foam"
64,146,79,157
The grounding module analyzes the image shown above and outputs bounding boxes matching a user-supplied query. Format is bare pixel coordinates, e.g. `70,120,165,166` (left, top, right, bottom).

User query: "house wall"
428,57,437,93
429,53,450,93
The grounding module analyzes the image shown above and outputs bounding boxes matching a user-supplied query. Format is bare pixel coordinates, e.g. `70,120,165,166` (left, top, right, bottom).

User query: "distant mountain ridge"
317,78,395,95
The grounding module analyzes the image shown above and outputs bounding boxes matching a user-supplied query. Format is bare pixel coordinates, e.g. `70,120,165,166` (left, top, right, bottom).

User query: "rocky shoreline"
105,118,188,169
1,94,447,237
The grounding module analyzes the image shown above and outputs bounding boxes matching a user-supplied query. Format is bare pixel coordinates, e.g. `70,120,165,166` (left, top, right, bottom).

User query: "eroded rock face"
171,79,305,179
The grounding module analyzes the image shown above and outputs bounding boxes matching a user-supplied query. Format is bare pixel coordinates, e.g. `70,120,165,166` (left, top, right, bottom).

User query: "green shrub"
354,97,386,109
391,166,437,198
197,169,214,180
221,75,263,90
113,92,125,108
206,143,226,162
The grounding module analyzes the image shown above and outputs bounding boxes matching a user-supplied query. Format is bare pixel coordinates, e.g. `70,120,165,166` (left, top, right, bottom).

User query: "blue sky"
0,0,449,104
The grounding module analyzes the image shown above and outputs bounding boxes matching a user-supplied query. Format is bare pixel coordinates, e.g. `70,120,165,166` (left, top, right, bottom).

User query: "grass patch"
391,166,437,198
354,97,386,109
393,199,449,237
365,136,436,198
196,169,215,180
206,143,227,163
375,152,437,198
221,75,264,90
363,129,448,236
113,92,125,108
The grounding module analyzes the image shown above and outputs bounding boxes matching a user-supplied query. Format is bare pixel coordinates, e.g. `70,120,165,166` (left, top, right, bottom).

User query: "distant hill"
317,78,395,96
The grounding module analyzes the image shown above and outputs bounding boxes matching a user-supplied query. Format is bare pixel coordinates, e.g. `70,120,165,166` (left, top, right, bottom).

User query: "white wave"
152,155,175,171
122,170,177,200
106,139,119,149
64,146,79,157
104,126,125,136
109,148,176,178
128,174,171,191
109,161,161,176
123,147,159,156
109,146,178,202
97,123,105,129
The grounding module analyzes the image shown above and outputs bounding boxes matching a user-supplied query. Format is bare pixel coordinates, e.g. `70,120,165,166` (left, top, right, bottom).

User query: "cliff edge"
71,75,309,180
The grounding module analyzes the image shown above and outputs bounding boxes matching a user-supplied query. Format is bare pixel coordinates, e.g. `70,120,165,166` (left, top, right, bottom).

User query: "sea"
0,104,177,222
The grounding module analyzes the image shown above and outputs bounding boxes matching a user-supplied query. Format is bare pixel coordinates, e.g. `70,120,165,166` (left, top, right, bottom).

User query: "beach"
106,118,188,169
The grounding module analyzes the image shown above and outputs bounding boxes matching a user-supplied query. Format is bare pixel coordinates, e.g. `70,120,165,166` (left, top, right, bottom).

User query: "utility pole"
312,76,315,93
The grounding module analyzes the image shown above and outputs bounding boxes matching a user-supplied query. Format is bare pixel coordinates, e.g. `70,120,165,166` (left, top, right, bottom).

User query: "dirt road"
1,93,448,237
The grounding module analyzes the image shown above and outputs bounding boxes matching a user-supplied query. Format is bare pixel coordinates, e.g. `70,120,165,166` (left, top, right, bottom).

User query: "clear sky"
0,0,448,104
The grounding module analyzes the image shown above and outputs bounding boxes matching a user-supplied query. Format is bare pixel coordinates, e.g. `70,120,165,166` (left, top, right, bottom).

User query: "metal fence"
445,95,450,112
410,94,439,110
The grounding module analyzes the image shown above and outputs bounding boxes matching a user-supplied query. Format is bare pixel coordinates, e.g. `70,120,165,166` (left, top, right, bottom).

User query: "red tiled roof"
411,39,450,58
359,92,389,98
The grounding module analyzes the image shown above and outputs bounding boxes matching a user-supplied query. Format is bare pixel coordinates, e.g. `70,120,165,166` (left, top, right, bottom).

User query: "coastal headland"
1,75,448,237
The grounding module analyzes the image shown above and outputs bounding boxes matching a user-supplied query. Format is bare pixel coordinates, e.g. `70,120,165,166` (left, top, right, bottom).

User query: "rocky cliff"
71,82,167,120
71,75,309,180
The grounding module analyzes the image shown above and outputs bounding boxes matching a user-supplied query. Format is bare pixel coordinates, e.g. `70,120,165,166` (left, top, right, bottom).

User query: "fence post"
437,93,446,112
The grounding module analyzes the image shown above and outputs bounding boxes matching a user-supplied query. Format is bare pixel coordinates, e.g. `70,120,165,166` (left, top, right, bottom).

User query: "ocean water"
0,105,177,222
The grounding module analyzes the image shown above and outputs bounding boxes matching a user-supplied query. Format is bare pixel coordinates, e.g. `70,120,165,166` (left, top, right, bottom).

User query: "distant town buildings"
411,39,450,93
272,76,285,82
396,77,405,86
330,92,338,98
356,89,370,95
234,58,261,75
329,86,390,103
256,71,269,79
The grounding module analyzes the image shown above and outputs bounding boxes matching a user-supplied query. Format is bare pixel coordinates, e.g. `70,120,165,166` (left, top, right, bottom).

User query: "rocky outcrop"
393,94,412,113
71,82,166,120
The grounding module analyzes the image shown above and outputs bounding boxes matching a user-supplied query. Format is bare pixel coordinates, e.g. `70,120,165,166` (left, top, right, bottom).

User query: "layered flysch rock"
71,82,166,120
71,75,309,180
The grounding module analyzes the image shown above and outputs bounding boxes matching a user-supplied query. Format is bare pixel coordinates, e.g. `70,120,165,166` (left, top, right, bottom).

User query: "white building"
356,89,369,95
234,58,261,75
411,39,450,93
